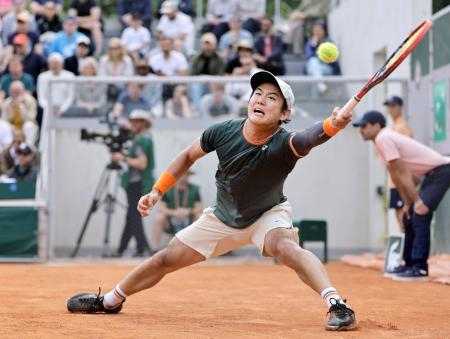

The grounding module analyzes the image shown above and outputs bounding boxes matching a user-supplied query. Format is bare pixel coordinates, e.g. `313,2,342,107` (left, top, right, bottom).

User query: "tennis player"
68,70,356,331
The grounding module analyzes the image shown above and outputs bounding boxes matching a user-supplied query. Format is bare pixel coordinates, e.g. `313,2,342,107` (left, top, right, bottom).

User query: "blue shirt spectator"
50,16,87,58
218,16,253,60
118,0,152,29
113,83,151,119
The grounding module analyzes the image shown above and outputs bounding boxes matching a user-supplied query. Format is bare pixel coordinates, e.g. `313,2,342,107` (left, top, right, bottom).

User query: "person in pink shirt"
354,111,450,281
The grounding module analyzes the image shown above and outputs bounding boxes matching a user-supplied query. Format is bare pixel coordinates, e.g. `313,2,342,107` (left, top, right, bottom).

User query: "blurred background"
0,0,449,262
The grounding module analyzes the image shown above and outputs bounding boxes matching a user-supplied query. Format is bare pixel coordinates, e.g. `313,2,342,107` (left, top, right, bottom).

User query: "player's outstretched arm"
137,137,207,217
290,107,352,157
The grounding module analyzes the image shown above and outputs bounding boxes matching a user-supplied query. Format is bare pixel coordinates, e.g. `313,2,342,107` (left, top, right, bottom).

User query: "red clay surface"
0,262,449,338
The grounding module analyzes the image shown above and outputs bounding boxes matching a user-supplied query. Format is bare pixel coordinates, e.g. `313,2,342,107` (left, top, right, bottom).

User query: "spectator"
156,0,195,18
68,0,103,55
121,13,151,63
1,128,25,173
190,33,225,76
148,36,188,101
99,38,134,102
64,35,91,75
50,15,88,58
238,1,266,34
7,12,40,48
135,59,163,117
36,1,63,35
200,83,239,118
111,109,155,257
304,19,341,95
189,32,225,110
284,10,305,56
253,16,285,75
118,0,152,29
218,16,253,61
0,56,35,104
31,0,63,17
7,142,37,182
65,57,107,117
150,171,202,251
224,39,253,75
2,80,38,145
164,85,195,119
2,0,37,45
155,0,194,55
202,0,237,40
383,95,414,232
112,83,151,119
13,34,47,83
99,38,134,77
0,120,13,154
37,52,75,116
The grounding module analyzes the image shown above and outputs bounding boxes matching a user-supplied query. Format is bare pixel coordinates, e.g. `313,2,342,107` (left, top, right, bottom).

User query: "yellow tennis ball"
317,42,339,63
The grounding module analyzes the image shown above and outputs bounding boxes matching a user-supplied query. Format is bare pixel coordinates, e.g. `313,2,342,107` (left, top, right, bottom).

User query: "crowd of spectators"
0,0,341,182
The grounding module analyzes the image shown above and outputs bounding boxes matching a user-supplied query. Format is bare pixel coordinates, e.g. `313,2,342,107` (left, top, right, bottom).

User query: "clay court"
1,261,449,338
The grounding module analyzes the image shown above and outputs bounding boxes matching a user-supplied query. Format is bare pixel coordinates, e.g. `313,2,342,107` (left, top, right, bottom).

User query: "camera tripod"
71,162,126,258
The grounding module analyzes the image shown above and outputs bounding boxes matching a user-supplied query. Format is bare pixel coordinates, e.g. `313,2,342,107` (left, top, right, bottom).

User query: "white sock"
103,285,127,308
320,287,346,309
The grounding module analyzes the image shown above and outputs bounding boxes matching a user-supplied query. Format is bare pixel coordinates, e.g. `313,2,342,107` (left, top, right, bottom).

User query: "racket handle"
337,97,359,119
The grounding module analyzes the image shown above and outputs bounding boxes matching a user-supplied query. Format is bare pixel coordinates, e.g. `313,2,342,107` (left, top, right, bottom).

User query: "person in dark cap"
354,110,450,281
383,95,414,233
8,142,38,182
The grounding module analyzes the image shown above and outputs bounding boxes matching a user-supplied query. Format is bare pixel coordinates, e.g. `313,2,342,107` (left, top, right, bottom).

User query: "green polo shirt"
200,118,298,229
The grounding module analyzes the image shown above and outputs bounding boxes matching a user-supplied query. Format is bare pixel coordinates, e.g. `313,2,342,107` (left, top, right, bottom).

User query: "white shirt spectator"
238,0,266,20
156,12,194,54
206,0,237,22
121,26,151,55
149,50,188,76
37,69,75,115
0,120,13,153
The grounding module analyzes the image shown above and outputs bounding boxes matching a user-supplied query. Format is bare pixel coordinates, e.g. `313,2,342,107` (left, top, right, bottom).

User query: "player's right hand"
137,189,161,217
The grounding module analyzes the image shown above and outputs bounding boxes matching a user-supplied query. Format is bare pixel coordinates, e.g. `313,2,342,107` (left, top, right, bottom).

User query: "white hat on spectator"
160,1,177,14
237,39,254,50
129,109,152,126
76,35,90,46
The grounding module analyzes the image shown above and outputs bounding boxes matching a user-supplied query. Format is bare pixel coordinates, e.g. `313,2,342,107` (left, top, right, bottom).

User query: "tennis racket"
338,19,432,118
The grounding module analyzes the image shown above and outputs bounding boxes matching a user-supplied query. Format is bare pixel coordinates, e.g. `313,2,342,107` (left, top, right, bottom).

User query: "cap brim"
352,119,368,127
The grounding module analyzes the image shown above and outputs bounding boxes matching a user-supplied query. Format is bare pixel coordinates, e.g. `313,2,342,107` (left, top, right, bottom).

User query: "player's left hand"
414,199,429,215
330,106,352,129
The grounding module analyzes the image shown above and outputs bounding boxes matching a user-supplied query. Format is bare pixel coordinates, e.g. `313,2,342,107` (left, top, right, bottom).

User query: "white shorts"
176,201,298,258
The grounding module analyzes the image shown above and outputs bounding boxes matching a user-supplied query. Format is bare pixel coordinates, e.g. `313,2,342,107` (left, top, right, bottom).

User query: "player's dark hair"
279,99,290,125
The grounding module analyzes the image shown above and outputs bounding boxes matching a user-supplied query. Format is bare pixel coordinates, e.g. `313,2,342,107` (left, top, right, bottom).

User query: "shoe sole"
325,322,357,331
392,276,429,281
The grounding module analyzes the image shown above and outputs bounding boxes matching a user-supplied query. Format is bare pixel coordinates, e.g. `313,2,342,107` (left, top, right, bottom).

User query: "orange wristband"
153,171,177,194
323,117,341,137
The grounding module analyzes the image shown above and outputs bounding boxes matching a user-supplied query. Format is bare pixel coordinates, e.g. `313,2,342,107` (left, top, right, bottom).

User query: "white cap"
160,1,177,14
250,71,294,110
129,109,152,123
76,35,90,46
